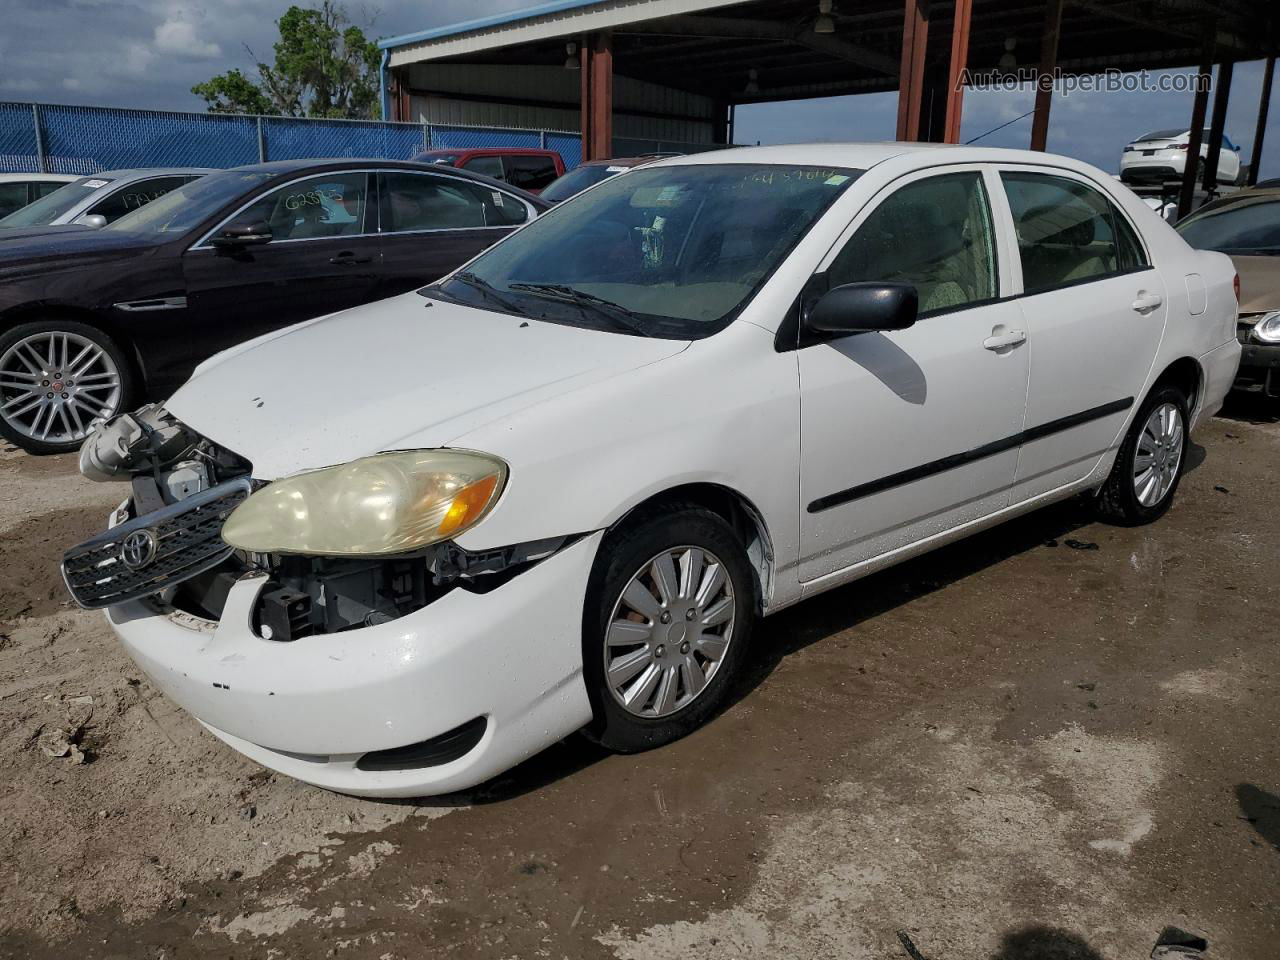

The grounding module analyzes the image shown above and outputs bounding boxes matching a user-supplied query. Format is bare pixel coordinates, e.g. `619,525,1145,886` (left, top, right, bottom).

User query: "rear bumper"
1119,156,1183,183
1195,338,1242,427
107,531,603,798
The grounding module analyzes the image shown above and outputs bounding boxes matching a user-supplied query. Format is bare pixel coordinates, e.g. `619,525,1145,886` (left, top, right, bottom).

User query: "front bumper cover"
108,531,602,798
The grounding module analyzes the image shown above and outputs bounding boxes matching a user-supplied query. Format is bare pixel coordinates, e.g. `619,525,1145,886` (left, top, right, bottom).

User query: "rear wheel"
581,505,755,753
0,320,134,454
1095,384,1188,525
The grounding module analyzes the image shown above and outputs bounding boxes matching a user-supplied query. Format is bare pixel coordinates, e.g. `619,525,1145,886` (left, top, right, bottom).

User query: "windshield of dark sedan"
539,164,626,203
0,177,114,228
1177,195,1280,255
105,170,275,235
433,163,860,338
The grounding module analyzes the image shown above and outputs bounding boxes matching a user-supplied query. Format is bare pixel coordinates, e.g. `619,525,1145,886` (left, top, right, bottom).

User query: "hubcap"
1133,402,1183,507
604,545,735,719
0,331,121,445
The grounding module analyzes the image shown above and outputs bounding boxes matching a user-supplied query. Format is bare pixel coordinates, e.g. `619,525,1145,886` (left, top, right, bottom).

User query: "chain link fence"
0,102,586,175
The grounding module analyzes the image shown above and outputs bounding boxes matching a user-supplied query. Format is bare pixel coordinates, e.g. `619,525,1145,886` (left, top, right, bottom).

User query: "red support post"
944,0,973,144
580,37,593,159
896,0,929,142
590,31,613,160
1030,0,1064,151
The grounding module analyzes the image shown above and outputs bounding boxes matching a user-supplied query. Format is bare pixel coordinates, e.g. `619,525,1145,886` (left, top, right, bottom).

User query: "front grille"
62,478,251,610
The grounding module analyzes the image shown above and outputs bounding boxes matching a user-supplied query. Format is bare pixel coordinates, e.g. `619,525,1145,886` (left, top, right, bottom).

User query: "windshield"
432,163,859,339
540,164,626,203
0,177,113,228
1177,196,1280,255
105,170,274,235
1136,128,1187,141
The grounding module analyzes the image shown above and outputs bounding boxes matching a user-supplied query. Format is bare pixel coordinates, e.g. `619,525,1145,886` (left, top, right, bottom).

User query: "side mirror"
211,220,272,247
74,214,107,228
805,282,918,339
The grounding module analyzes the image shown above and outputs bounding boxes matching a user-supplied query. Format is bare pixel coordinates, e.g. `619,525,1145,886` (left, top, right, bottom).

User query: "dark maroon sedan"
0,158,546,453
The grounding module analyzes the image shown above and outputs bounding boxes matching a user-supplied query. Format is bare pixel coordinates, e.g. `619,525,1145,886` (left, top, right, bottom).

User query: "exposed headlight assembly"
1251,311,1280,343
222,450,507,556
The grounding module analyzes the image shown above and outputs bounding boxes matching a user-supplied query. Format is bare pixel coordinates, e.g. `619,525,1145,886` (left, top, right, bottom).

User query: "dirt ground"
1,399,1278,960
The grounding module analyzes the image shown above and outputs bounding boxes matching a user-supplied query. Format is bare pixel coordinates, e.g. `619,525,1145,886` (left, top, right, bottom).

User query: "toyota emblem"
119,529,158,570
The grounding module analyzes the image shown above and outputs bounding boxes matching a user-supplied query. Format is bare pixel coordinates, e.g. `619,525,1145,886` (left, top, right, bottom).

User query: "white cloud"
154,18,222,58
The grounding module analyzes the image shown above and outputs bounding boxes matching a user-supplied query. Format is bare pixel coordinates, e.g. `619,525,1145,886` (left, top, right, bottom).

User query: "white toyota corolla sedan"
64,144,1241,797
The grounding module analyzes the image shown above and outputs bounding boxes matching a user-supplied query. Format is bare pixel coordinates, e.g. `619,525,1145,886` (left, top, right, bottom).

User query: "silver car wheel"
0,331,122,444
1133,401,1184,508
604,545,736,719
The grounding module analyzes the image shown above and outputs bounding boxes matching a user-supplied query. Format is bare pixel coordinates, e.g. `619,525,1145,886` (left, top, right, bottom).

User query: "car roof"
86,167,218,180
418,147,560,157
579,156,663,168
654,141,1113,174
0,172,76,183
222,157,550,209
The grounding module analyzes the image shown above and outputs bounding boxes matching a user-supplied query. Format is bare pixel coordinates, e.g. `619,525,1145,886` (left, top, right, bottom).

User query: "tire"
0,319,135,455
581,504,756,753
1095,384,1189,525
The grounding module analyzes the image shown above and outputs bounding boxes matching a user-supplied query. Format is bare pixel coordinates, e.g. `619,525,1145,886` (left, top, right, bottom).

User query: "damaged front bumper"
103,531,601,797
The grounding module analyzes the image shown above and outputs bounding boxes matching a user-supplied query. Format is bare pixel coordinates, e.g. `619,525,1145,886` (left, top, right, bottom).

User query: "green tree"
192,2,382,120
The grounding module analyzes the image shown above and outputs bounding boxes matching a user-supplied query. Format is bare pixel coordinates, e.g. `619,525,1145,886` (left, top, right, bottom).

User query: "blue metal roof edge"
378,0,611,50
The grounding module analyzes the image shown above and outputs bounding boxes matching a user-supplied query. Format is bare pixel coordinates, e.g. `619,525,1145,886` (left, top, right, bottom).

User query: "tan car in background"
1177,185,1280,400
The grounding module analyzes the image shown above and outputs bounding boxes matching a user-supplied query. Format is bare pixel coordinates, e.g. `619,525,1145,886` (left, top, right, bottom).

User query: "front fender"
447,320,802,592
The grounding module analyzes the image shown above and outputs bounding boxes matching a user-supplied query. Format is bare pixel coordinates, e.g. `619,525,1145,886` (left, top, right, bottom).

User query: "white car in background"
0,167,211,231
0,172,76,219
65,143,1241,797
1120,127,1243,186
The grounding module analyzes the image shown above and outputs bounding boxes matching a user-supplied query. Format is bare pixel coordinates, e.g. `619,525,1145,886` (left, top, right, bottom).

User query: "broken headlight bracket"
242,533,585,643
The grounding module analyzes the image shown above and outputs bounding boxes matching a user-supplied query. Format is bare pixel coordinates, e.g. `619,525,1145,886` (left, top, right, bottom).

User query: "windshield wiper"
506,282,649,336
446,271,527,314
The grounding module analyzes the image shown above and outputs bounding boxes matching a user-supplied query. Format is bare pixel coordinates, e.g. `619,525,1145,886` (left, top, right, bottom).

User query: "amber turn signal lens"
438,474,501,538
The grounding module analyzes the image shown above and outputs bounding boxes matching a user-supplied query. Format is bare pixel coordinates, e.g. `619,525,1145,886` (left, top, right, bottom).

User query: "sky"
1,0,1278,179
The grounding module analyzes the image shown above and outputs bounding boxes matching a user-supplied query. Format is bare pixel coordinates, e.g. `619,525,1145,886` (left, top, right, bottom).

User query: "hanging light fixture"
814,0,835,35
998,37,1017,70
564,40,580,70
744,68,760,95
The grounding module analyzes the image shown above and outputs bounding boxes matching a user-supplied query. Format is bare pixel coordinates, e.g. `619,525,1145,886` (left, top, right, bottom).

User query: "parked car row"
0,158,547,452
0,168,212,232
51,143,1242,799
0,173,78,219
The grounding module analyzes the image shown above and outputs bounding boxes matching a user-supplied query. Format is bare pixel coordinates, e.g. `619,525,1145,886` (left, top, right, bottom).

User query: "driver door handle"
329,252,371,266
983,329,1026,351
1132,292,1163,313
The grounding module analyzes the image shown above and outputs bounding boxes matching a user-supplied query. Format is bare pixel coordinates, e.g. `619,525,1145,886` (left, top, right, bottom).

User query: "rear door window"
503,155,559,191
0,182,29,219
86,176,191,223
463,156,505,180
1001,172,1148,294
381,171,513,231
32,180,66,200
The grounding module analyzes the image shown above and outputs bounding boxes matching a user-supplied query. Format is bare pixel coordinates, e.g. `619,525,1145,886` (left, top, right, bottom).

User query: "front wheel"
1095,385,1188,525
581,505,756,753
0,320,134,455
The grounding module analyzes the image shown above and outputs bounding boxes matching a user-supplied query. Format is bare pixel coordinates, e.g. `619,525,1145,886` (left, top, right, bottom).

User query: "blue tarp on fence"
0,102,583,174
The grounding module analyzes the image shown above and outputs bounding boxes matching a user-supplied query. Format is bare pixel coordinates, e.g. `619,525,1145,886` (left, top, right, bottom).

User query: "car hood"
1231,255,1280,314
0,228,158,272
166,293,689,479
0,223,95,242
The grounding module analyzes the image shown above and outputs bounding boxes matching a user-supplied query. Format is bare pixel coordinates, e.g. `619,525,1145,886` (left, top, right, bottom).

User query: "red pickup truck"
411,148,566,194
